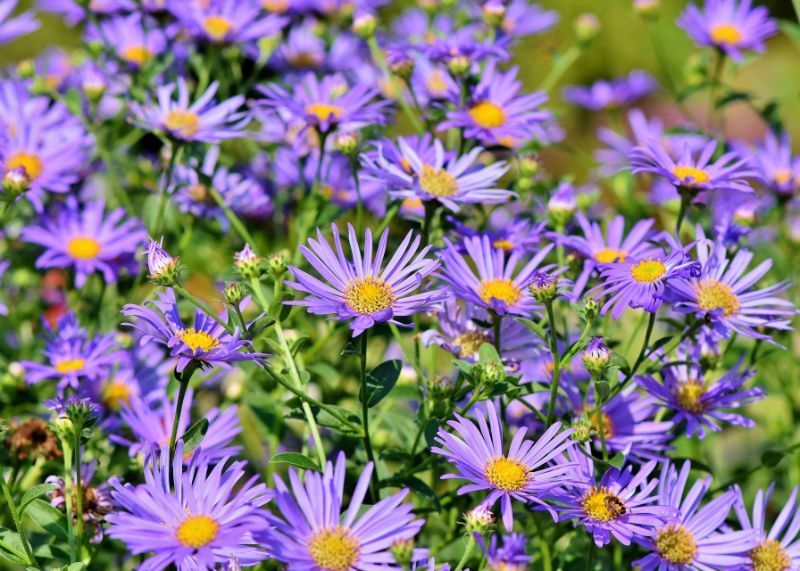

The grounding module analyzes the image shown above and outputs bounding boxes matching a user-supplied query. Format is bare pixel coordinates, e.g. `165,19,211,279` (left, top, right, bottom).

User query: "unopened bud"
447,55,471,76
583,297,601,320
146,238,182,286
267,250,289,277
464,505,495,534
477,361,504,385
352,12,378,38
3,167,31,200
224,281,245,305
235,244,264,280
482,0,506,27
633,0,660,18
390,539,415,566
574,13,600,44
547,183,576,226
582,337,611,377
16,60,35,79
527,271,559,303
429,374,454,400
571,416,595,443
518,155,539,178
335,132,359,155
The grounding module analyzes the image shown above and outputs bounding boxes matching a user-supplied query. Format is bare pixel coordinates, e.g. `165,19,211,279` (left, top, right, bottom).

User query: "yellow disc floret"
419,165,459,198
675,380,707,414
749,539,791,571
478,278,522,307
67,236,102,260
580,486,626,522
695,279,740,317
178,328,220,353
655,524,698,565
308,527,360,571
306,103,344,121
710,23,744,46
344,276,396,315
484,457,530,492
594,248,627,264
203,16,233,42
54,358,86,375
672,166,710,186
8,152,43,181
631,259,666,283
175,515,219,549
164,110,200,138
468,101,507,129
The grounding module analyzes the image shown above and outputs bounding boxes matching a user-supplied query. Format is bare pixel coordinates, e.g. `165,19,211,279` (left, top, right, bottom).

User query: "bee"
604,496,628,517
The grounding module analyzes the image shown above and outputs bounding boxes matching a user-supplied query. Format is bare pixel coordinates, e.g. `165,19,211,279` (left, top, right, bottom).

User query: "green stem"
603,312,658,404
153,143,181,236
359,331,379,500
366,37,424,135
538,45,582,92
422,201,438,246
594,377,609,462
173,285,234,334
351,156,364,235
492,312,502,354
206,185,259,247
0,472,37,567
169,368,193,461
544,302,562,427
73,433,83,556
459,384,484,416
675,189,691,237
585,542,596,571
454,534,477,571
62,437,77,563
532,514,552,571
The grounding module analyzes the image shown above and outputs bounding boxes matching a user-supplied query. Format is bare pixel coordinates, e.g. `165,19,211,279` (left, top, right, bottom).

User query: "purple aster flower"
560,213,657,299
631,138,756,198
432,401,576,531
588,239,700,319
171,0,286,45
270,18,328,71
448,214,547,257
107,443,271,571
424,24,508,65
258,73,392,133
554,447,671,547
130,78,250,143
678,0,777,62
479,533,531,571
364,138,510,212
110,388,241,463
409,57,460,106
22,312,123,393
286,223,447,336
563,70,657,111
733,483,800,570
665,228,795,342
637,348,765,438
439,60,550,148
87,13,168,69
0,0,38,44
263,451,425,570
438,235,555,316
497,0,558,39
748,131,800,195
22,198,145,288
122,288,268,372
633,461,759,570
362,134,452,190
0,258,8,315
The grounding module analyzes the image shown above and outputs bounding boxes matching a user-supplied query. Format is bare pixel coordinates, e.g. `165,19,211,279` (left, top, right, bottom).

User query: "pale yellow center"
67,237,102,260
493,239,514,252
478,278,521,307
773,170,793,186
54,358,85,374
8,152,43,180
178,328,220,352
453,331,490,357
308,527,360,571
344,277,395,315
676,380,706,414
121,45,153,66
580,486,626,522
594,248,627,264
468,101,507,128
672,165,710,186
263,0,289,13
710,23,743,46
419,165,459,197
484,457,530,492
630,259,666,283
695,279,740,317
204,15,233,41
426,70,448,95
305,103,344,121
175,515,219,548
164,110,200,137
102,380,132,412
655,525,698,565
750,539,791,571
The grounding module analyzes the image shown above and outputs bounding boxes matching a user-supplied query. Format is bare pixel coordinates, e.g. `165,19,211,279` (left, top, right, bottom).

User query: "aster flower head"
22,198,145,288
733,483,800,571
130,78,250,143
122,288,268,372
637,348,765,438
480,533,530,571
106,443,271,571
88,13,167,69
497,0,559,39
562,70,657,111
631,138,756,198
666,228,796,342
678,0,777,62
0,0,38,45
172,0,286,45
588,237,701,319
432,401,576,530
264,451,425,570
748,131,800,195
286,223,447,336
554,448,672,547
633,461,759,570
439,60,551,148
364,137,511,212
146,237,182,286
258,73,392,133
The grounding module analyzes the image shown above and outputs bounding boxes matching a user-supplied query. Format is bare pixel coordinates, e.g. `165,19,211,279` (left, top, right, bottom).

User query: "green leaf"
609,453,625,469
271,452,320,471
180,418,210,455
517,317,549,341
780,20,800,49
363,360,402,407
19,484,58,516
650,335,675,352
316,405,362,437
24,499,68,540
0,527,28,565
762,449,784,468
608,352,630,375
291,335,312,356
382,476,440,510
478,342,502,365
340,342,360,357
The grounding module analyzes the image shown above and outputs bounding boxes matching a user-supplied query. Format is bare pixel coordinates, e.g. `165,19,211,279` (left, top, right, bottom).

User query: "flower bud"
334,131,359,155
267,250,289,277
571,416,595,443
574,13,600,44
583,297,601,321
235,244,264,280
477,360,504,385
352,12,378,38
224,281,245,305
387,50,414,79
633,0,660,18
146,238,182,286
464,505,495,535
582,337,611,377
482,0,506,27
447,55,471,76
547,183,576,227
16,60,35,79
429,374,455,400
390,539,415,566
2,167,31,200
518,155,539,178
527,271,559,303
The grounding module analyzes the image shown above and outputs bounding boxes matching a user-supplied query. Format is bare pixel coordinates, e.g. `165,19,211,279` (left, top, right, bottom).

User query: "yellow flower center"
344,276,396,315
710,23,743,46
582,406,615,439
484,457,530,492
695,279,740,317
655,525,698,565
594,248,627,264
672,165,710,187
419,165,459,198
750,539,791,571
188,184,213,204
305,103,344,121
580,486,626,522
203,15,234,41
120,45,153,66
288,51,320,69
676,380,706,414
402,197,422,209
493,239,514,252
426,70,448,95
164,110,200,138
175,515,219,549
54,358,85,374
478,278,521,307
468,101,507,129
263,0,289,12
102,380,132,412
178,328,220,353
453,331,490,357
630,259,666,283
773,170,793,186
8,152,43,180
308,527,360,571
67,237,102,260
